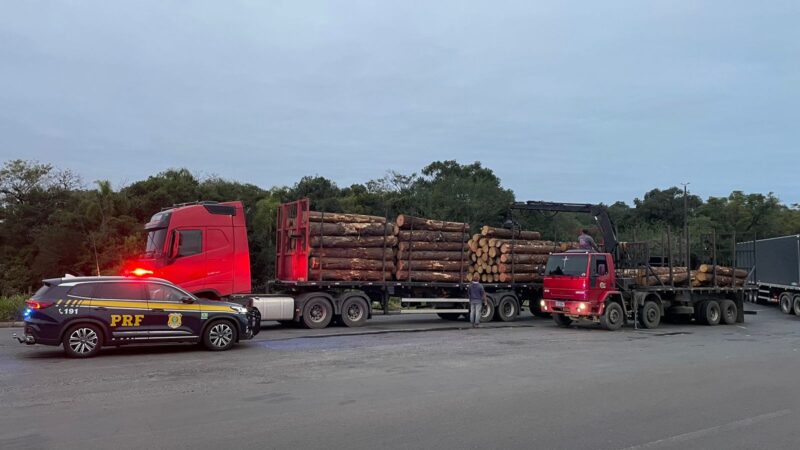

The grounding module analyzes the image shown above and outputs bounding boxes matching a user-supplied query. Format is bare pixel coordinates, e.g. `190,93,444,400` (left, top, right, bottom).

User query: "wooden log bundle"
465,225,577,283
698,264,748,279
310,222,394,237
693,266,747,287
394,214,469,282
307,210,397,281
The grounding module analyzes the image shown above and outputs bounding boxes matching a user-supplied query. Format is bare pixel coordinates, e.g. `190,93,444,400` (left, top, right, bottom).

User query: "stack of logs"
634,264,747,287
394,215,470,282
692,264,747,287
467,226,563,283
307,211,396,281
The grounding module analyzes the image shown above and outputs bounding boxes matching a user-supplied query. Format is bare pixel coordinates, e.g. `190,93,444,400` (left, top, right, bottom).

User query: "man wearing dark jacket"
468,280,488,328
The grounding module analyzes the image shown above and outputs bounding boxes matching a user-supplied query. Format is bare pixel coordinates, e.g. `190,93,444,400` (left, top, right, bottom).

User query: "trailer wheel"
779,292,794,315
600,302,624,331
552,314,572,327
497,297,518,322
638,301,660,329
793,295,800,316
480,301,495,322
699,300,721,325
302,297,333,329
340,297,369,327
720,300,737,325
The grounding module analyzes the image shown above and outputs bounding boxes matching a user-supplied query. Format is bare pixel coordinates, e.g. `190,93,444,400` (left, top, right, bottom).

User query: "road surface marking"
622,409,792,449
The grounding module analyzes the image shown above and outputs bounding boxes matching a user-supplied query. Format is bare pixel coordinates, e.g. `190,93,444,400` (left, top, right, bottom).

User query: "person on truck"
578,229,599,252
468,280,488,328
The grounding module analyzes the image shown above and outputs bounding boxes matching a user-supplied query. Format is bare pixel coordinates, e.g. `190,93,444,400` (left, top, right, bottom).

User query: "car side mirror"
181,297,194,304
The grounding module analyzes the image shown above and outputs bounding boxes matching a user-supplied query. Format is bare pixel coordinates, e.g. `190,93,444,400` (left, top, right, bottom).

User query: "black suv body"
17,276,260,357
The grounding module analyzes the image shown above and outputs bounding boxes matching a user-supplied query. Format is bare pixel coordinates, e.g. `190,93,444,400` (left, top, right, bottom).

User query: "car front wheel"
203,320,237,351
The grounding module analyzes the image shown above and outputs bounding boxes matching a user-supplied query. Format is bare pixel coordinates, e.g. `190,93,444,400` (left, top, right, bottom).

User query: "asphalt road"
1,307,799,450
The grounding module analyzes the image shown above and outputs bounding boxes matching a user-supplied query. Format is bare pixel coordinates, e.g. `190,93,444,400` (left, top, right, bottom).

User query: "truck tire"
699,300,721,325
552,313,572,327
693,301,707,323
638,301,661,329
779,292,794,315
497,297,518,322
203,320,237,351
340,297,369,327
600,302,624,331
720,300,737,325
302,297,333,329
480,301,495,323
62,323,104,358
794,295,800,316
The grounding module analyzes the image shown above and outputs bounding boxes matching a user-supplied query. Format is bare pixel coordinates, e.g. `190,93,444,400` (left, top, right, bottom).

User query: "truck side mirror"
598,264,607,276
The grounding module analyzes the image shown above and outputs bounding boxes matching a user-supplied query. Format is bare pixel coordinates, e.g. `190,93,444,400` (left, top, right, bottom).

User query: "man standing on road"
468,280,488,328
579,228,600,252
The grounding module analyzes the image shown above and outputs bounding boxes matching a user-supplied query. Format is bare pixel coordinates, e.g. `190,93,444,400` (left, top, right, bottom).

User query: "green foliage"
0,295,26,321
2,158,800,295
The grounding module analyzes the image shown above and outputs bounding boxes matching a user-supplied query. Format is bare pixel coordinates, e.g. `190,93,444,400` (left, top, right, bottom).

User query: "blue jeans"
469,302,482,325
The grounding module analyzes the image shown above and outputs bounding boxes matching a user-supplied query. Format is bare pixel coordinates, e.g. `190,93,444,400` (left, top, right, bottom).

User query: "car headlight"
232,305,248,314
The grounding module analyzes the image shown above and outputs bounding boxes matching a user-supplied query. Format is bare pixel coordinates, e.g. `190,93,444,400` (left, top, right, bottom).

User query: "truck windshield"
145,229,167,256
546,254,589,277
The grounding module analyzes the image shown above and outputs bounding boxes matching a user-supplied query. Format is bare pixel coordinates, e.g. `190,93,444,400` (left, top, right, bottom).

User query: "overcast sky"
1,1,798,205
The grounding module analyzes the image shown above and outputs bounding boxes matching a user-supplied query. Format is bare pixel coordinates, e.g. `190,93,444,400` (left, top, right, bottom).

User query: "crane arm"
509,201,619,257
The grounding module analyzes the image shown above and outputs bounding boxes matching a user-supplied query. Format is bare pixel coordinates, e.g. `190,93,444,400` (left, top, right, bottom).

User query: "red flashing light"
130,268,154,277
26,299,54,310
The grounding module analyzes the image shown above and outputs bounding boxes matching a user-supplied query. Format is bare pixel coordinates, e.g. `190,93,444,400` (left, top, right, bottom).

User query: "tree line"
1,159,798,295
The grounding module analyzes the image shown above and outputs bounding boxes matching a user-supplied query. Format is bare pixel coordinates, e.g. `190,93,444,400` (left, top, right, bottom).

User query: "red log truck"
511,201,754,330
127,199,543,329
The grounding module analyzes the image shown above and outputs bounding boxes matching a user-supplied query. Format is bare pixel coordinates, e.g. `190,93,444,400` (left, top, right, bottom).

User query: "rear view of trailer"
737,235,800,314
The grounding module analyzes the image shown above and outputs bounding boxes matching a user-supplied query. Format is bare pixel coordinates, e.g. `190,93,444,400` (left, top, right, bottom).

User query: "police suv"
14,276,260,357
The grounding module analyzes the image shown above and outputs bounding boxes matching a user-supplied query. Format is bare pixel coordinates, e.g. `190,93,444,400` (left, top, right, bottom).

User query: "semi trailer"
129,199,543,329
736,235,800,315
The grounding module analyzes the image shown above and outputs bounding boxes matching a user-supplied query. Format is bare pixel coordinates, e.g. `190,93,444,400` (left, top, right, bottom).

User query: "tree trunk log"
498,273,543,283
308,269,391,281
694,272,745,286
480,226,542,240
499,243,560,254
397,230,467,242
395,214,468,232
639,272,689,286
308,211,386,224
310,247,394,259
395,271,466,282
310,257,395,271
398,241,469,252
698,264,748,278
499,254,549,264
497,263,544,273
309,222,395,237
643,266,689,275
396,250,469,261
310,235,397,248
397,260,468,272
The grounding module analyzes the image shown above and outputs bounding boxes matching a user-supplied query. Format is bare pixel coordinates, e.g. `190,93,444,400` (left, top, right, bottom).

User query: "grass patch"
0,295,27,321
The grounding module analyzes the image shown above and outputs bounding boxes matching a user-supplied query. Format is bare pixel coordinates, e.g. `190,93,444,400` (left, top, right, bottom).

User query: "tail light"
26,299,54,310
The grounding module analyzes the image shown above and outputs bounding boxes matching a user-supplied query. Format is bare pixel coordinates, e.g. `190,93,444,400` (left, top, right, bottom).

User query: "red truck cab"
540,251,619,324
124,201,251,299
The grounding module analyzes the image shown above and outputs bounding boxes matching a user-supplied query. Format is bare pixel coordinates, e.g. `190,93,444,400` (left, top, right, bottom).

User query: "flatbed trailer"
234,279,543,329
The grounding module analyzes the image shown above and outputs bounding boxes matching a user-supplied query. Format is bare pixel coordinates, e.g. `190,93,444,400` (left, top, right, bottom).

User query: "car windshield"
145,228,167,256
546,254,589,276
